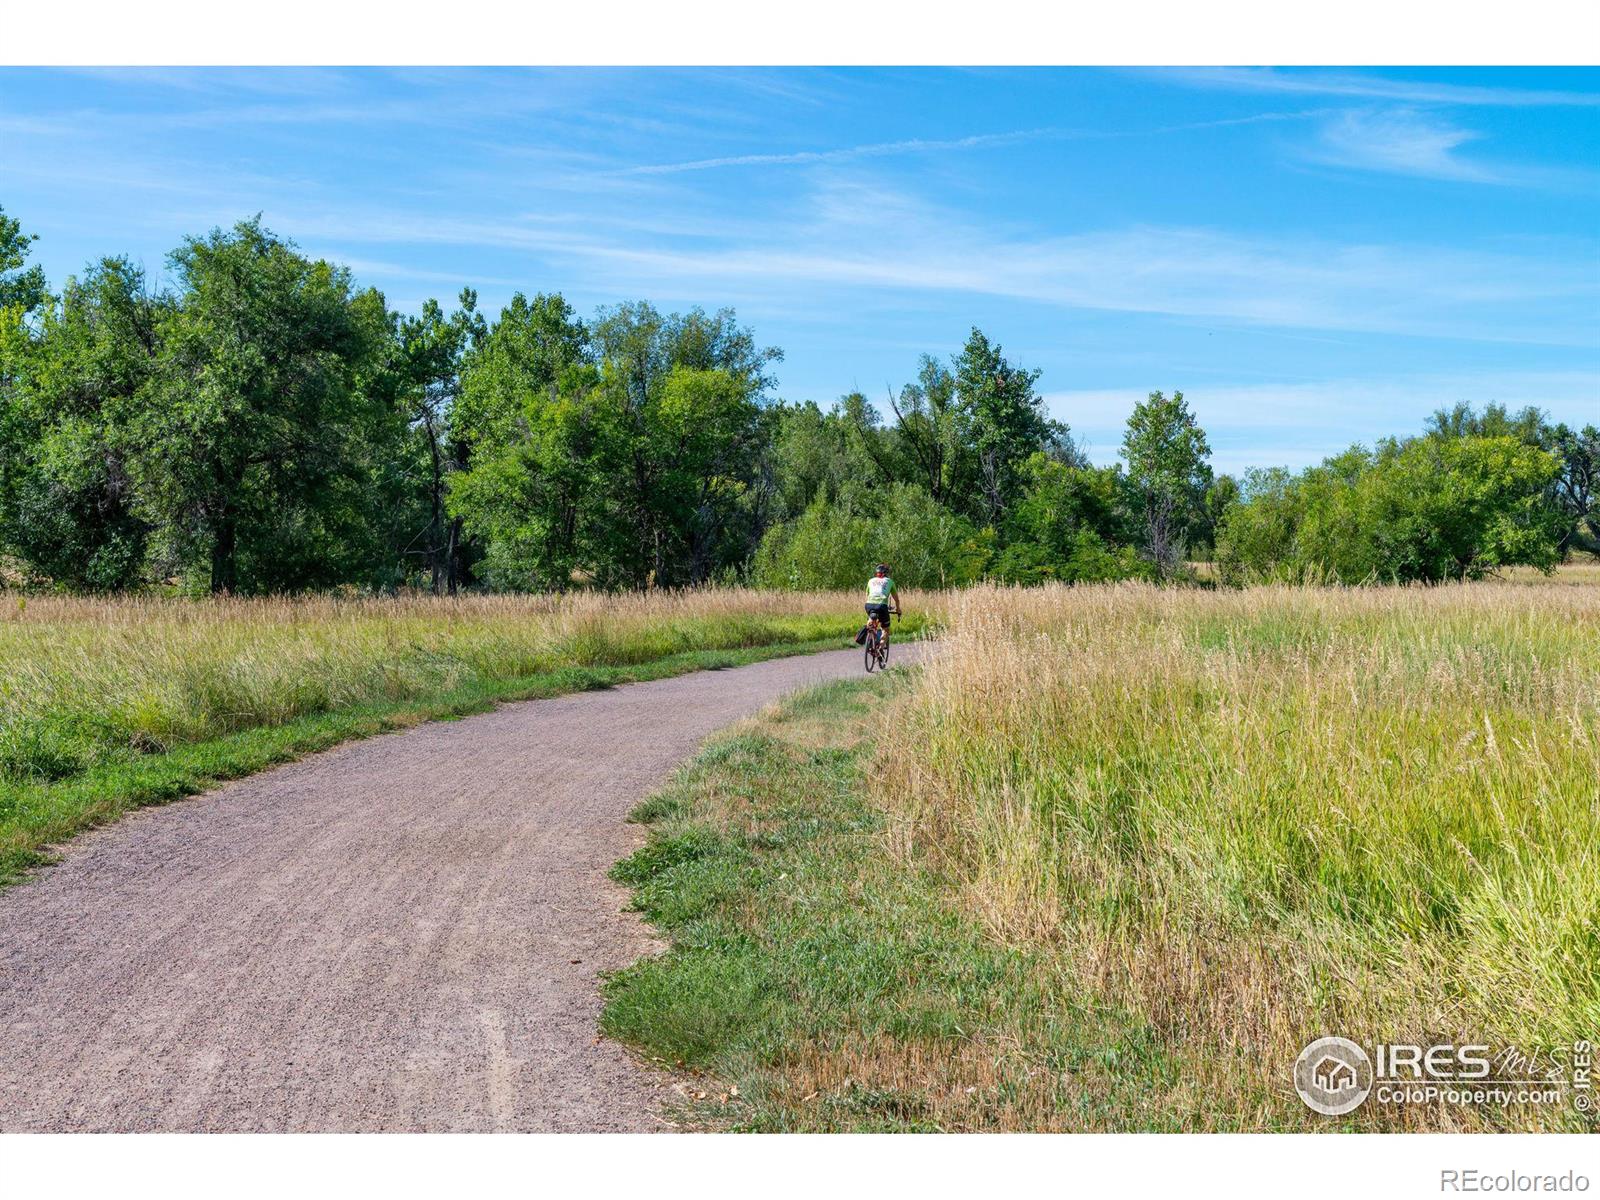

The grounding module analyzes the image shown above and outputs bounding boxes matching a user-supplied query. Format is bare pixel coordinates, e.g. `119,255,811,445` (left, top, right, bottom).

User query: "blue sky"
2,66,1596,474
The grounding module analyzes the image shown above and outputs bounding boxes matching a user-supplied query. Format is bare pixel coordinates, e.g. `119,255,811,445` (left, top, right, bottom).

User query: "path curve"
0,644,916,1132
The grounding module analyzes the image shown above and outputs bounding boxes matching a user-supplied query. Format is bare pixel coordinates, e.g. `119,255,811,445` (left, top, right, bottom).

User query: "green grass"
601,675,1175,1132
605,579,1600,1132
874,581,1599,1132
0,632,868,887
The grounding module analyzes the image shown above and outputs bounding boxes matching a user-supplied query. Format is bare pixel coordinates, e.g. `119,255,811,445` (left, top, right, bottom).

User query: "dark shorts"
865,602,891,630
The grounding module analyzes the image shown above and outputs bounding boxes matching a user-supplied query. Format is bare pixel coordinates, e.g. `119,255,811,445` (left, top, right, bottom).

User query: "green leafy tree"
1199,473,1241,557
887,355,964,506
1548,422,1599,558
1121,389,1214,577
835,390,905,493
1214,467,1305,585
448,292,593,590
0,258,163,589
587,302,780,587
1427,402,1598,560
452,299,777,590
769,399,879,519
995,454,1146,583
753,482,989,590
1339,436,1563,581
1219,436,1563,584
952,328,1072,528
645,365,769,584
395,291,485,592
0,204,48,316
127,218,399,593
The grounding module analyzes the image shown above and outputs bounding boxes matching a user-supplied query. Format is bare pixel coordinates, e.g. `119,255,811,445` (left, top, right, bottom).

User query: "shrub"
752,483,990,590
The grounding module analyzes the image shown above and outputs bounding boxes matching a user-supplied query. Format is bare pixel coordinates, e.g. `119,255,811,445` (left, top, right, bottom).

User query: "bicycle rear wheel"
864,630,879,672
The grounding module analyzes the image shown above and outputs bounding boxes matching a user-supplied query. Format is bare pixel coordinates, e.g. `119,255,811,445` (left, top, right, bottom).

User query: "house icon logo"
1314,1056,1357,1092
1294,1037,1373,1115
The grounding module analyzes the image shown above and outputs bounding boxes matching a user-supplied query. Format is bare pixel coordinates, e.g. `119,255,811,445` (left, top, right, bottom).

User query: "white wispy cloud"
58,67,356,97
1311,108,1498,183
1155,67,1600,108
534,180,1600,345
616,110,1324,176
1303,108,1598,189
617,128,1060,175
299,253,526,291
261,174,1599,347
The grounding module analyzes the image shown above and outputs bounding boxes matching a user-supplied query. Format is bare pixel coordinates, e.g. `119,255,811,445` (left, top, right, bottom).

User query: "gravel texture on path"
0,644,919,1132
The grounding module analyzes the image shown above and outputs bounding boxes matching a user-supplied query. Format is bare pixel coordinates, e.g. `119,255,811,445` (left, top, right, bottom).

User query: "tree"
127,218,399,593
752,482,989,590
994,454,1146,583
588,303,780,587
0,258,163,590
1548,422,1599,558
1426,402,1597,560
395,291,485,593
0,204,48,316
448,292,593,591
769,399,878,519
887,355,962,505
952,328,1071,528
1200,473,1241,557
1121,390,1213,578
650,365,770,584
836,390,903,492
1217,436,1564,584
1214,467,1303,585
451,299,779,590
1344,436,1563,581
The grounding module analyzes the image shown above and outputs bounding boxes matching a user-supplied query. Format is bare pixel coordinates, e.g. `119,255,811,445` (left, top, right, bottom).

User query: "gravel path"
0,644,914,1132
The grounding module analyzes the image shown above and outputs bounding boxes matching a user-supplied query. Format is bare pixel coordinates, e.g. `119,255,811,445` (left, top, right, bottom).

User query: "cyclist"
862,563,902,647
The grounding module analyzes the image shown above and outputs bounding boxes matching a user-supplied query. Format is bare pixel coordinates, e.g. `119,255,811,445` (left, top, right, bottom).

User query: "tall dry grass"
0,588,903,784
875,579,1599,1130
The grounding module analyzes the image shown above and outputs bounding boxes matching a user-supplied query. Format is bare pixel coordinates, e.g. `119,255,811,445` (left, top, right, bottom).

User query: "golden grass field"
873,569,1599,1130
0,588,877,777
0,588,942,881
4,569,1595,1129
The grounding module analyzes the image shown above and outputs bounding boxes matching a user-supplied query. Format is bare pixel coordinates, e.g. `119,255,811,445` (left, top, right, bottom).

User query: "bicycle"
863,615,891,672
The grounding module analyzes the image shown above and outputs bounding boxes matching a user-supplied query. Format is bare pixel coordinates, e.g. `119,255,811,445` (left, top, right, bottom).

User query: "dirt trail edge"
0,643,923,1132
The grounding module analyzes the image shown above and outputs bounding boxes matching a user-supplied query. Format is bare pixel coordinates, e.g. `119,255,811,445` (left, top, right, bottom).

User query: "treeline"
1216,406,1598,584
1,207,1594,594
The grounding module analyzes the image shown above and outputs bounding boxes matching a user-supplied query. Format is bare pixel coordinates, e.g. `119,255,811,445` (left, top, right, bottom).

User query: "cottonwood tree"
953,328,1072,529
768,398,881,519
1549,423,1598,557
452,299,783,590
0,204,47,316
1218,436,1565,584
127,218,398,593
888,355,962,506
587,302,779,588
1427,402,1598,560
1121,390,1214,578
447,292,594,590
0,258,164,590
995,454,1144,584
396,291,485,593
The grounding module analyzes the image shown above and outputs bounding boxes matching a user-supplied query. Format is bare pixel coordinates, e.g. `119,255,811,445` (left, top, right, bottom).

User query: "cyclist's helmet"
875,563,890,574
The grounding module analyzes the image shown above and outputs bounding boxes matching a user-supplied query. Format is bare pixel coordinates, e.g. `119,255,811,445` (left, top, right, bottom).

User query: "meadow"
4,571,1594,1130
608,570,1599,1131
0,588,926,882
